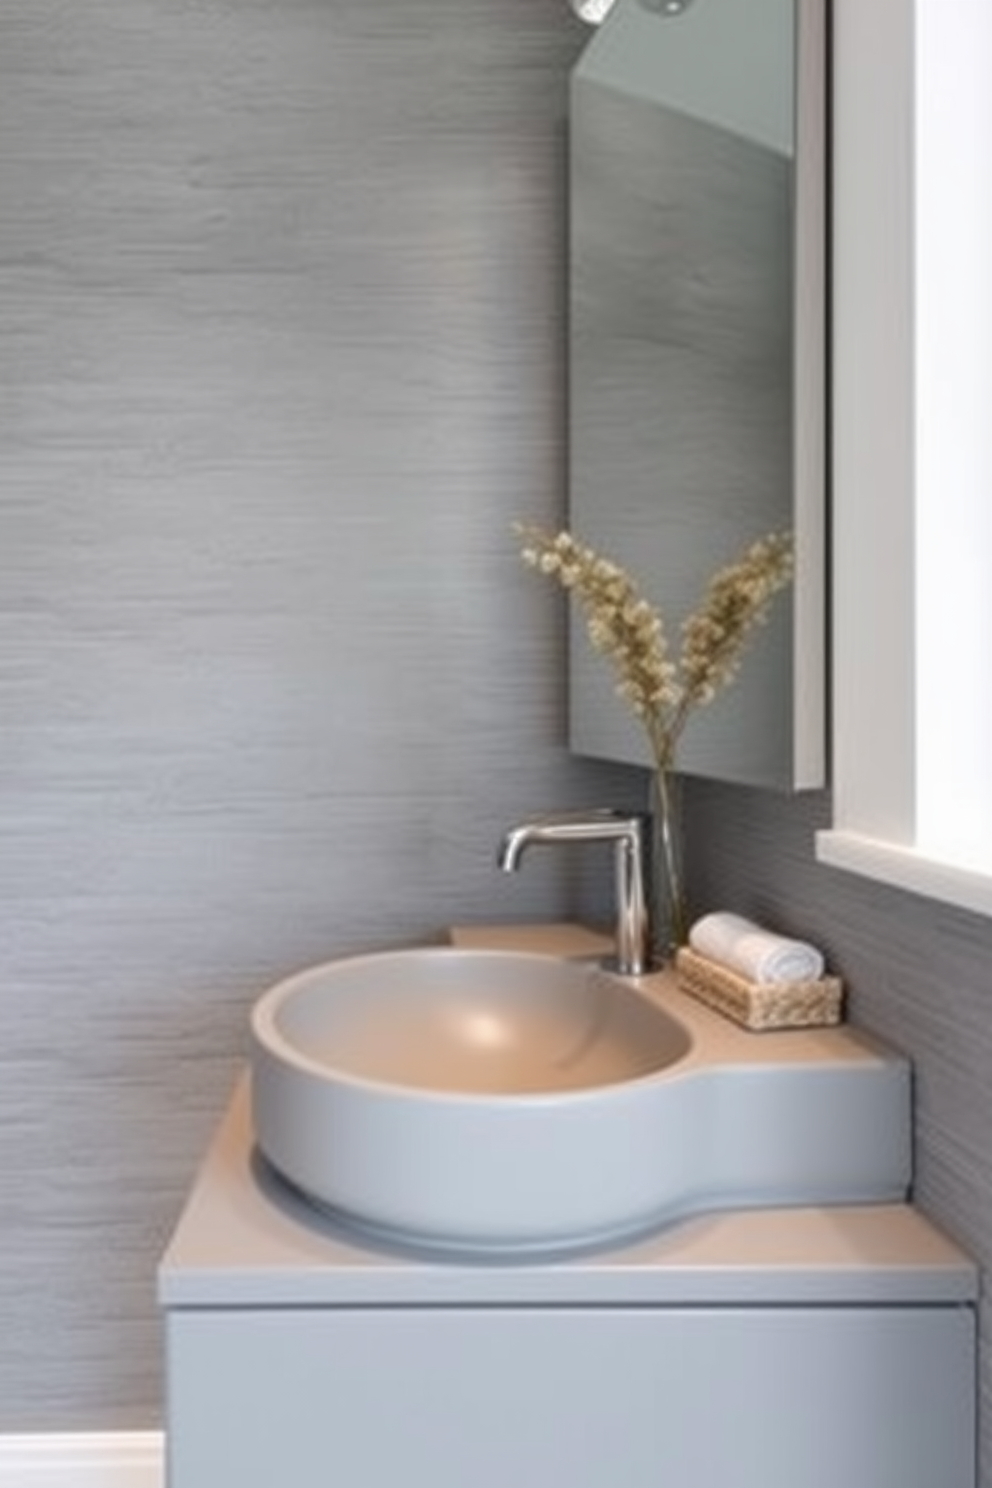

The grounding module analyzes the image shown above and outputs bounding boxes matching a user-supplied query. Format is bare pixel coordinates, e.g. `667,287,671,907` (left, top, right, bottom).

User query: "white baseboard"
0,1433,164,1488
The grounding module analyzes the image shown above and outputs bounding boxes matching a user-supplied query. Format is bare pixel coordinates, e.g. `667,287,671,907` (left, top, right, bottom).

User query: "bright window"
815,0,992,917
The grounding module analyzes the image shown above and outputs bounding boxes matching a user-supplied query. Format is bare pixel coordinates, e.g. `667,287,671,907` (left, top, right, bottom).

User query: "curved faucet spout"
498,809,629,871
498,810,651,976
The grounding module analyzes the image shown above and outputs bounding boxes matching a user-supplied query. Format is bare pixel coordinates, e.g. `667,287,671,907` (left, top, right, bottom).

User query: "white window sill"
816,829,992,920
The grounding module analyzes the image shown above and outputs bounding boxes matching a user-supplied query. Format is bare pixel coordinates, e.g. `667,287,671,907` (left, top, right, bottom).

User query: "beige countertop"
159,1073,976,1309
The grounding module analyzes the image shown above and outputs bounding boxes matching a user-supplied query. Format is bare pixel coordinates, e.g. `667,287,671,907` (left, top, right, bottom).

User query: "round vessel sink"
250,947,693,1252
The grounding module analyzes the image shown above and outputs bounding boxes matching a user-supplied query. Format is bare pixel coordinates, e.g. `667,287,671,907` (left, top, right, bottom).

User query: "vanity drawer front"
166,1304,974,1488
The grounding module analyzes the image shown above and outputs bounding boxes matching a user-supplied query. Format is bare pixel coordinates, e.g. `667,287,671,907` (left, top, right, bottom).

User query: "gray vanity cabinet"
166,1305,974,1488
160,1080,977,1488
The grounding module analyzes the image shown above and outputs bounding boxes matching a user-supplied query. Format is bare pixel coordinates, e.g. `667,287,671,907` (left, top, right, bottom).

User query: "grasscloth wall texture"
684,780,992,1487
3,1,989,1475
0,0,638,1428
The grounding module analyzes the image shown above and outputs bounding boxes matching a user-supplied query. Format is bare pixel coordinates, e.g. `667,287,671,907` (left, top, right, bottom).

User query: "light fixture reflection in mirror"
570,0,619,24
571,0,696,23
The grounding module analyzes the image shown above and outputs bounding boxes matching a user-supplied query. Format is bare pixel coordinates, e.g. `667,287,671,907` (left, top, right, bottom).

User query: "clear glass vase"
649,766,688,967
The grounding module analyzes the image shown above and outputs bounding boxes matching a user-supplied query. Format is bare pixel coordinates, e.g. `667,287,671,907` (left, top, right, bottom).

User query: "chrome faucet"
498,809,651,976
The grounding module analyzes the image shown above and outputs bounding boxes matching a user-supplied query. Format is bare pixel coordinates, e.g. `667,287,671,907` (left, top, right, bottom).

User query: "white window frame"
815,0,992,918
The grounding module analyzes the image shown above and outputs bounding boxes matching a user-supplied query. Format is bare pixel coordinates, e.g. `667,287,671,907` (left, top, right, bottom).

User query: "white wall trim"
0,1433,163,1488
817,827,992,921
824,0,992,915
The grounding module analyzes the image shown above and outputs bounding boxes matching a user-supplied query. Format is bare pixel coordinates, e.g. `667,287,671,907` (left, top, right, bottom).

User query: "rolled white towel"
688,911,825,985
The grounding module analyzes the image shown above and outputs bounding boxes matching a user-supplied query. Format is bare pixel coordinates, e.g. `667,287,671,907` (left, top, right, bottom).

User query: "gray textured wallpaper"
684,779,992,1486
0,0,637,1428
2,1,988,1478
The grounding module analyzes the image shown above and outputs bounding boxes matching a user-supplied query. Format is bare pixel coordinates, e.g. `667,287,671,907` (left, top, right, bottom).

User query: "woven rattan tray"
674,946,844,1032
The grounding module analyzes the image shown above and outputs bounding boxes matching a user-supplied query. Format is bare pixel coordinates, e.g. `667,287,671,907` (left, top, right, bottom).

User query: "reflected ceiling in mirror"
568,0,825,790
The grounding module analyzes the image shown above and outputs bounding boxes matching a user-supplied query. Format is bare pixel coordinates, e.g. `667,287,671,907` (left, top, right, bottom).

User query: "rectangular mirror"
568,0,825,790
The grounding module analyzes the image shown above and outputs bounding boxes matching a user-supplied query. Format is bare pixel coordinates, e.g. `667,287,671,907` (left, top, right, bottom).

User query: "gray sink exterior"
249,950,911,1253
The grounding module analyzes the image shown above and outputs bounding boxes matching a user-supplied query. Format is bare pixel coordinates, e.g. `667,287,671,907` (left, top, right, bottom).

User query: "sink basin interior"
264,949,692,1096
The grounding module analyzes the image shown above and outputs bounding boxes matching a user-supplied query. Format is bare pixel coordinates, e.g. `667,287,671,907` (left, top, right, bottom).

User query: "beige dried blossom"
516,523,793,772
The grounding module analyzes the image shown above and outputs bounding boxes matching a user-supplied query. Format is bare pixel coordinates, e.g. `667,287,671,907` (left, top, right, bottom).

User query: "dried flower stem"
516,523,793,773
517,523,793,962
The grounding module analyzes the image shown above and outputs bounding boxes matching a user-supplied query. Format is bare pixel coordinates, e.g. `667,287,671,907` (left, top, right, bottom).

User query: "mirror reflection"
568,0,824,789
